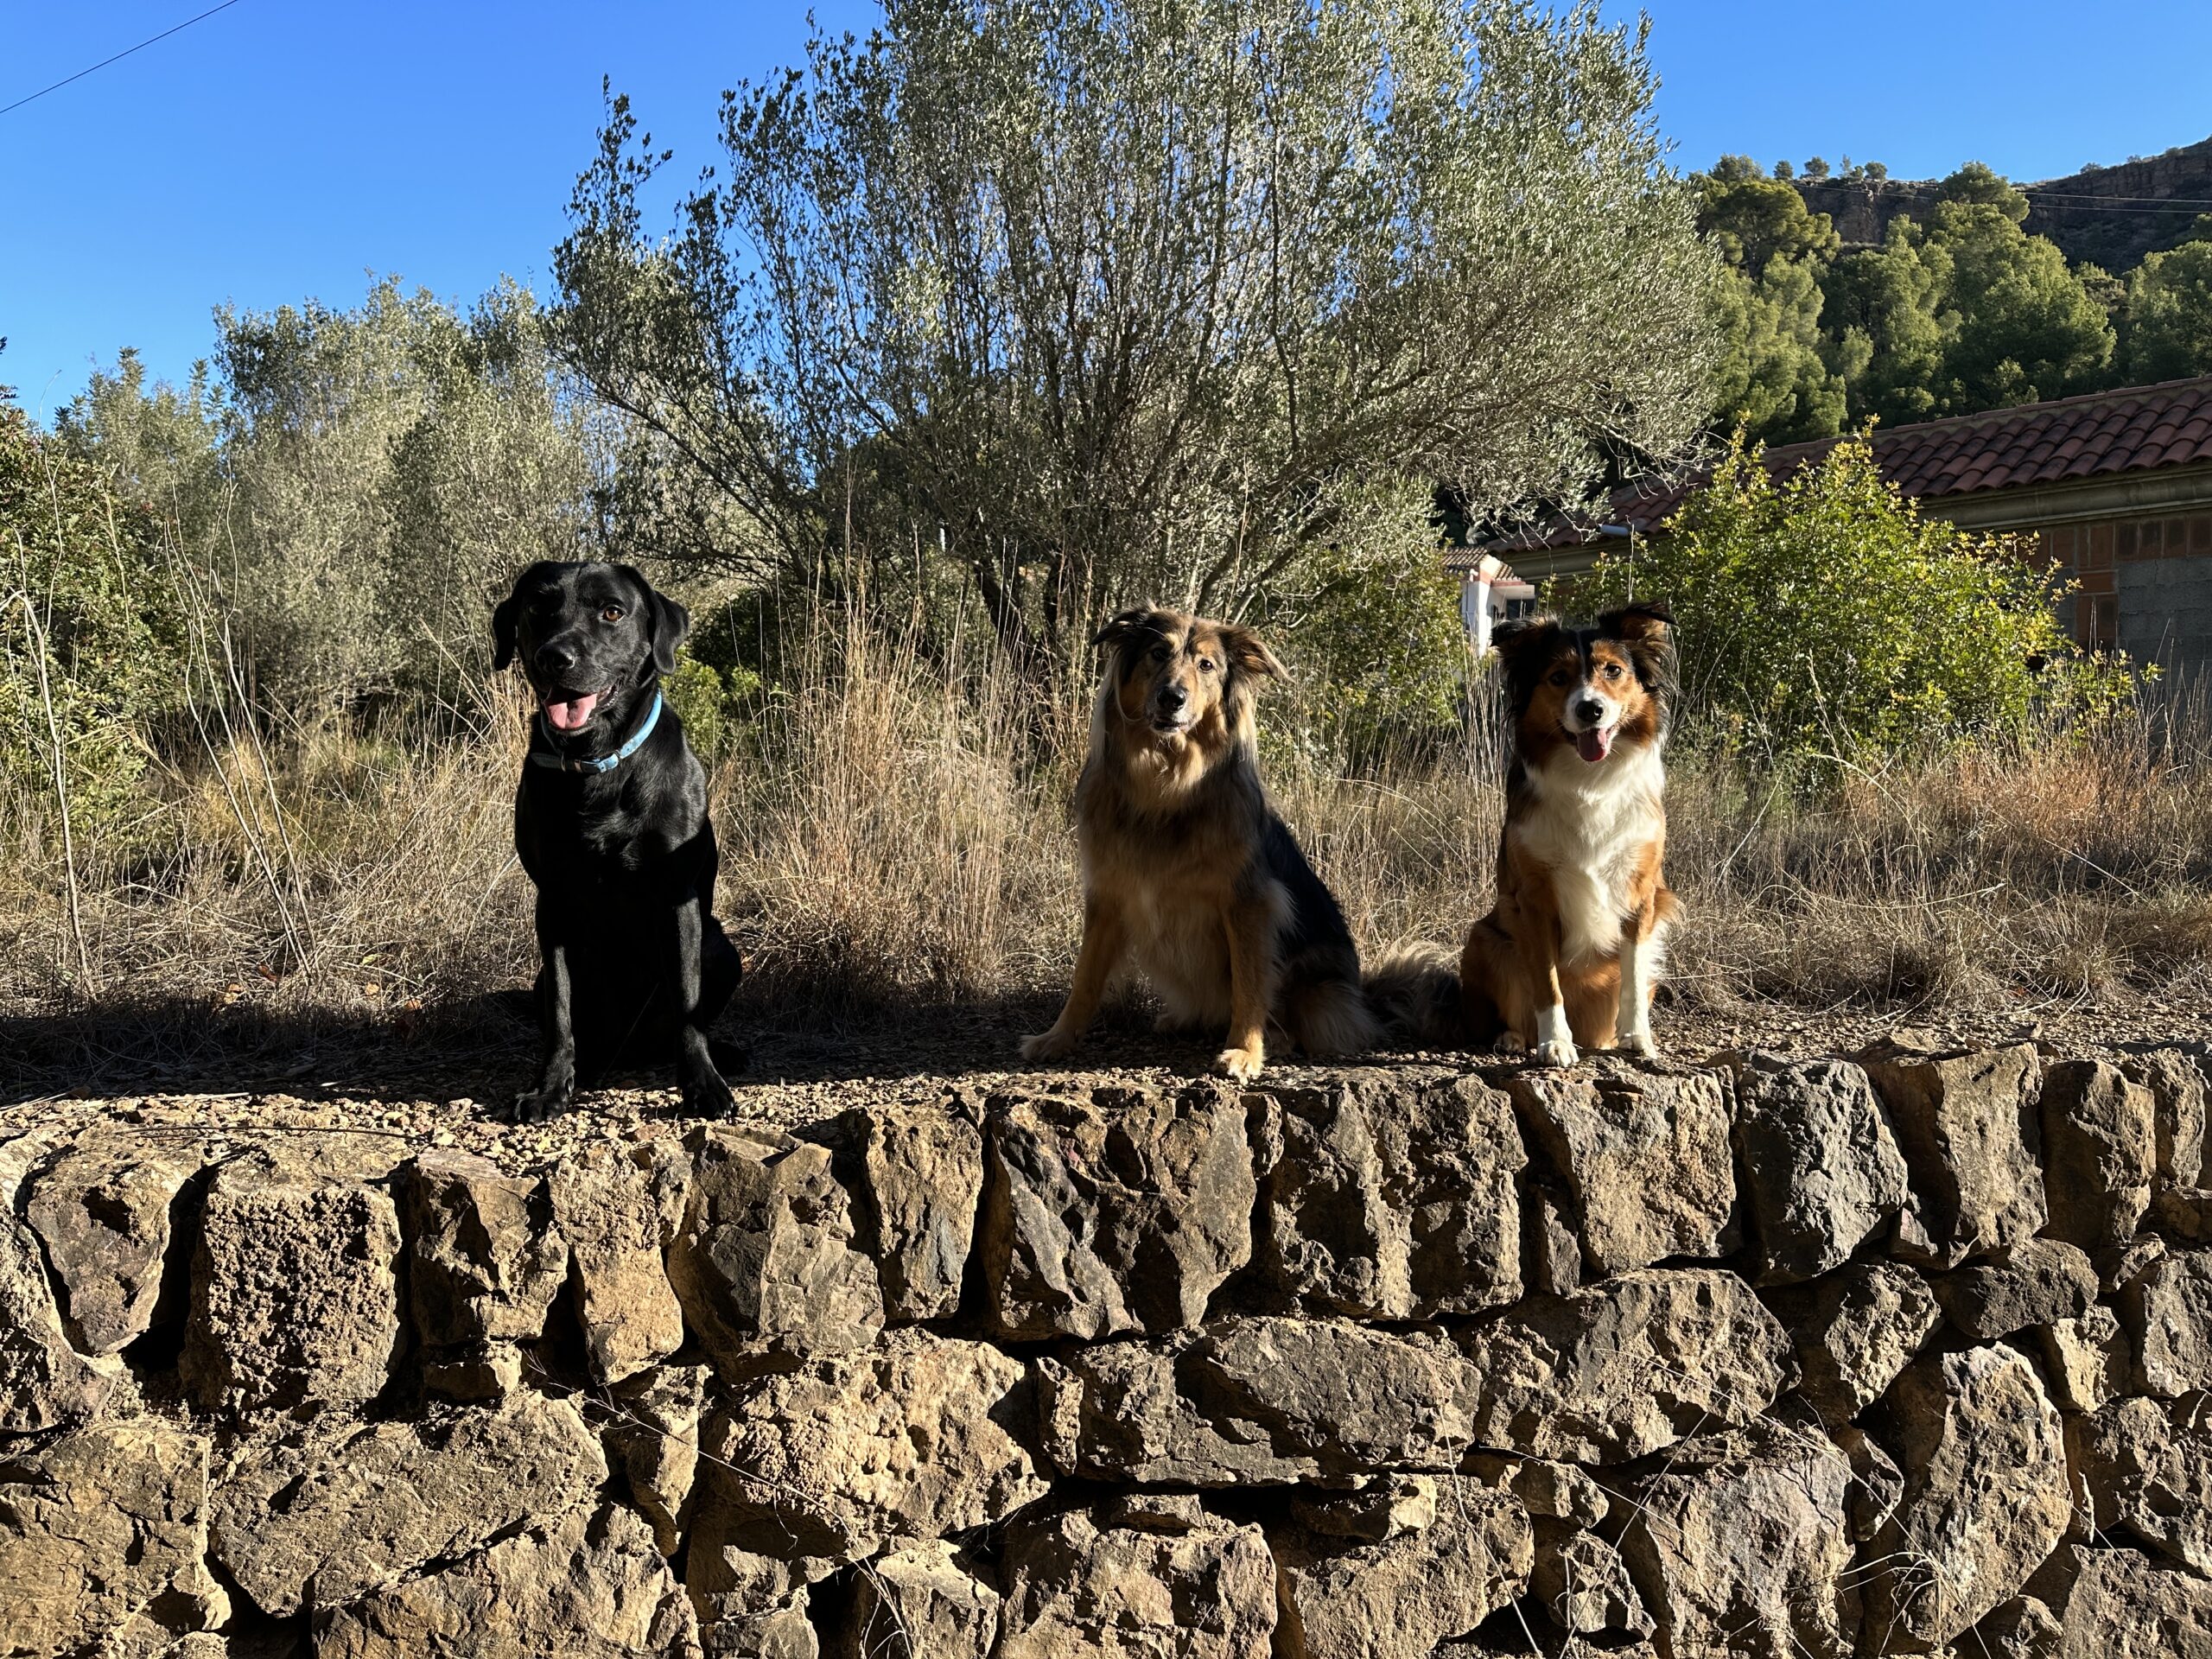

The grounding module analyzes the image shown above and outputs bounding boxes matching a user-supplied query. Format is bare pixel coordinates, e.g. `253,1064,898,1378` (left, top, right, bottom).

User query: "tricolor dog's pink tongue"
543,691,600,732
1575,726,1613,763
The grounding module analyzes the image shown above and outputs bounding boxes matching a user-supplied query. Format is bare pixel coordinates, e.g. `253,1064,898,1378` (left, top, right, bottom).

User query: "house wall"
2038,512,2212,671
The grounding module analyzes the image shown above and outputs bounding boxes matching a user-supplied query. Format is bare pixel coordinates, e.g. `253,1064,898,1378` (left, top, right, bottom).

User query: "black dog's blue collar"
530,691,662,775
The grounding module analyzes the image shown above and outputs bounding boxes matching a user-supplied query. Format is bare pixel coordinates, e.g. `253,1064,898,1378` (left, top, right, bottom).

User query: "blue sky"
4,1,2209,415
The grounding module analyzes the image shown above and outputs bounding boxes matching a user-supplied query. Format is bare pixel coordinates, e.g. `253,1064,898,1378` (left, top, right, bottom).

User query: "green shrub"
659,646,763,764
1569,430,2139,775
0,398,186,834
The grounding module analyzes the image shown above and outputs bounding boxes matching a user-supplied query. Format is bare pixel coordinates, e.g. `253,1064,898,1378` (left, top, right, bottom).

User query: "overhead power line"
0,0,245,120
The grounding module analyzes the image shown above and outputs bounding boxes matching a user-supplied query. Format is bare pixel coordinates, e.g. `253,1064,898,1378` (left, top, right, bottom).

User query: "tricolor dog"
1459,601,1678,1065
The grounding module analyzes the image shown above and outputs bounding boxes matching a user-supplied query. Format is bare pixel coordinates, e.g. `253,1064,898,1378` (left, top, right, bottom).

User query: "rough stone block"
2041,1059,2156,1249
1731,1054,1908,1284
548,1139,689,1387
402,1148,567,1348
1861,1039,2045,1266
1775,1261,1941,1427
995,1506,1276,1659
0,1135,123,1431
23,1128,198,1356
837,1101,984,1322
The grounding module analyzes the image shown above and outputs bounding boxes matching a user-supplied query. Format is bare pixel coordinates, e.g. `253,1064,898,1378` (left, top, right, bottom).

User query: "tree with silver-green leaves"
555,0,1723,664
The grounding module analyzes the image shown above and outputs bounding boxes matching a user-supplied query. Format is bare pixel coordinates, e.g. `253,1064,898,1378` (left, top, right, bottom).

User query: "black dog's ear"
493,561,561,671
620,565,689,676
1091,606,1160,652
492,594,521,671
1217,622,1290,685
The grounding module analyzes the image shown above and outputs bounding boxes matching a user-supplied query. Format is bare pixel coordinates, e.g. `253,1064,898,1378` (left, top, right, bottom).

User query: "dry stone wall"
6,1039,2212,1656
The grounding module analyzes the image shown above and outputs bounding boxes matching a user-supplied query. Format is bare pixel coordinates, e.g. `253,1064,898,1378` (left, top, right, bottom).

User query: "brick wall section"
2039,512,2212,664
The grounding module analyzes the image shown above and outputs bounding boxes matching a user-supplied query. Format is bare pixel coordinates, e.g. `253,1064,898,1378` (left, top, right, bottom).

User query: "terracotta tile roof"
1469,374,2212,557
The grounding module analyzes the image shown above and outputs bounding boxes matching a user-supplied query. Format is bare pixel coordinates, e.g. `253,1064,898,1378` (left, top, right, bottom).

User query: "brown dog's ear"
1091,607,1159,652
1218,623,1289,685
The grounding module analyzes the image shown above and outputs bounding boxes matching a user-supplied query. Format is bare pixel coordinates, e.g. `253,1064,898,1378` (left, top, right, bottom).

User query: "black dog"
493,561,742,1118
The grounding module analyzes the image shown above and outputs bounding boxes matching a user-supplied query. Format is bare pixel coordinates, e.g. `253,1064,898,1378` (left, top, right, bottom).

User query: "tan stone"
2125,1246,2212,1396
698,1329,1050,1560
1256,1072,1522,1318
1461,1269,1790,1463
2040,1059,2156,1250
402,1148,567,1347
834,1541,999,1659
995,1506,1276,1659
0,1420,225,1659
549,1139,688,1387
24,1128,197,1355
2072,1394,2212,1576
1730,1054,1908,1283
981,1081,1254,1339
1861,1039,2044,1266
1509,1066,1736,1275
181,1146,403,1412
210,1390,606,1618
609,1363,710,1556
2050,1545,2212,1659
0,1134,123,1430
315,1503,700,1659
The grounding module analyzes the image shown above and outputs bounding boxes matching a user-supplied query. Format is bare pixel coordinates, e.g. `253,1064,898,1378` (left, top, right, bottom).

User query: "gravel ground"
7,983,2209,1174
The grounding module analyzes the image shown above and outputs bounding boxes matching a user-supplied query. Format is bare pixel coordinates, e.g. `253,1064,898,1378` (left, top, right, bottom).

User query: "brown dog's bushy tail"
1363,941,1469,1050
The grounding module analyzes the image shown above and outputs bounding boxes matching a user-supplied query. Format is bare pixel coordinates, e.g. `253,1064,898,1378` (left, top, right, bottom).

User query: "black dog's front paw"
512,1059,576,1122
708,1037,752,1077
679,1056,738,1117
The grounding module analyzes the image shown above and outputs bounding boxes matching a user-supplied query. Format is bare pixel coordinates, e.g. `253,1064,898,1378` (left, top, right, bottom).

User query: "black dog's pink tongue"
543,692,600,732
1575,726,1612,763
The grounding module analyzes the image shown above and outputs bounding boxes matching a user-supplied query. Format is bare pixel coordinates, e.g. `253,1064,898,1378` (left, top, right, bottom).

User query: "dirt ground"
7,981,2209,1174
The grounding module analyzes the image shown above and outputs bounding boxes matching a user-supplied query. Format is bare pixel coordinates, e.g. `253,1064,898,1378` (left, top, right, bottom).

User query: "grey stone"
668,1125,884,1382
0,1135,123,1431
2123,1246,2212,1396
1730,1054,1908,1283
1534,1524,1651,1638
838,1102,983,1322
1508,1066,1736,1275
2124,1048,2208,1189
1618,1417,1858,1659
2040,1060,2156,1249
23,1129,197,1355
980,1081,1255,1339
1460,1268,1790,1463
1256,1072,1522,1319
1931,1236,2097,1340
1863,1344,2072,1651
2071,1395,2212,1576
1861,1039,2045,1266
402,1148,566,1348
1779,1261,1942,1425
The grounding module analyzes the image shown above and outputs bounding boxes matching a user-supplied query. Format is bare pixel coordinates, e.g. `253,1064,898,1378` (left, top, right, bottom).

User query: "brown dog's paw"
1213,1044,1266,1083
1020,1027,1079,1063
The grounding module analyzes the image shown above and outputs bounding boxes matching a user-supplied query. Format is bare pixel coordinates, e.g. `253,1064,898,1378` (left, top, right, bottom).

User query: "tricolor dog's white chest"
1510,744,1666,965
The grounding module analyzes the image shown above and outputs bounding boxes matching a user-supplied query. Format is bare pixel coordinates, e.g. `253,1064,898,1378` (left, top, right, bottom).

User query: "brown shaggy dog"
1020,606,1375,1081
1460,602,1678,1065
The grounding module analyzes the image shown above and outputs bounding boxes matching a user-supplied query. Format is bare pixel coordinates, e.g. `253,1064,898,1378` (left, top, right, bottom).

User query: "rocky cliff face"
4,1039,2211,1656
1794,136,2212,270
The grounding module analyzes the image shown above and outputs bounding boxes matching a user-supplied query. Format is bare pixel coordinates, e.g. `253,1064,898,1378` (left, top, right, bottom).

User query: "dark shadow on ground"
0,982,1214,1108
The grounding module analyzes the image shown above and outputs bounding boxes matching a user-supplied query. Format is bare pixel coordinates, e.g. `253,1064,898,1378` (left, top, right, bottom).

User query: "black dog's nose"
536,641,577,674
1573,696,1606,724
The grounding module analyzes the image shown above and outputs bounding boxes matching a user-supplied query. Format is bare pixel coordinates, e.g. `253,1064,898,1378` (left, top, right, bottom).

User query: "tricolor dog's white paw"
1619,1028,1660,1059
1214,1044,1266,1083
1532,1036,1580,1068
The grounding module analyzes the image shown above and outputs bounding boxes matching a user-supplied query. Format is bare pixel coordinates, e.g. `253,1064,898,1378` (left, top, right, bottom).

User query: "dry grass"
8,604,2212,1090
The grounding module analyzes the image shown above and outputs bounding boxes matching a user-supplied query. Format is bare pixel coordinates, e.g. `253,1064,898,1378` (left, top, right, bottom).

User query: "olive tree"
556,0,1721,661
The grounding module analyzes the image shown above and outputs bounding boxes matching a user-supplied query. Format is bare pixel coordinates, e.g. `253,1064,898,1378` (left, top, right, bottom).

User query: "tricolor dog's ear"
1217,622,1290,685
1490,614,1565,709
1600,601,1676,690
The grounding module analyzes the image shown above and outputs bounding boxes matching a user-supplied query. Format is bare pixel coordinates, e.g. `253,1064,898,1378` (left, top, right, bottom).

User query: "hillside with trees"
1708,153,2212,444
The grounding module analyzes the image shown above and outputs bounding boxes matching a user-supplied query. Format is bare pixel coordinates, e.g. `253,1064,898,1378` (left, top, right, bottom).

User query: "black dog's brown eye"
601,605,626,623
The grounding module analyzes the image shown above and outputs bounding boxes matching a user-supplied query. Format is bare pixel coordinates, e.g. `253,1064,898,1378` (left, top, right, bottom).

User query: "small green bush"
1569,429,2139,775
0,398,186,835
